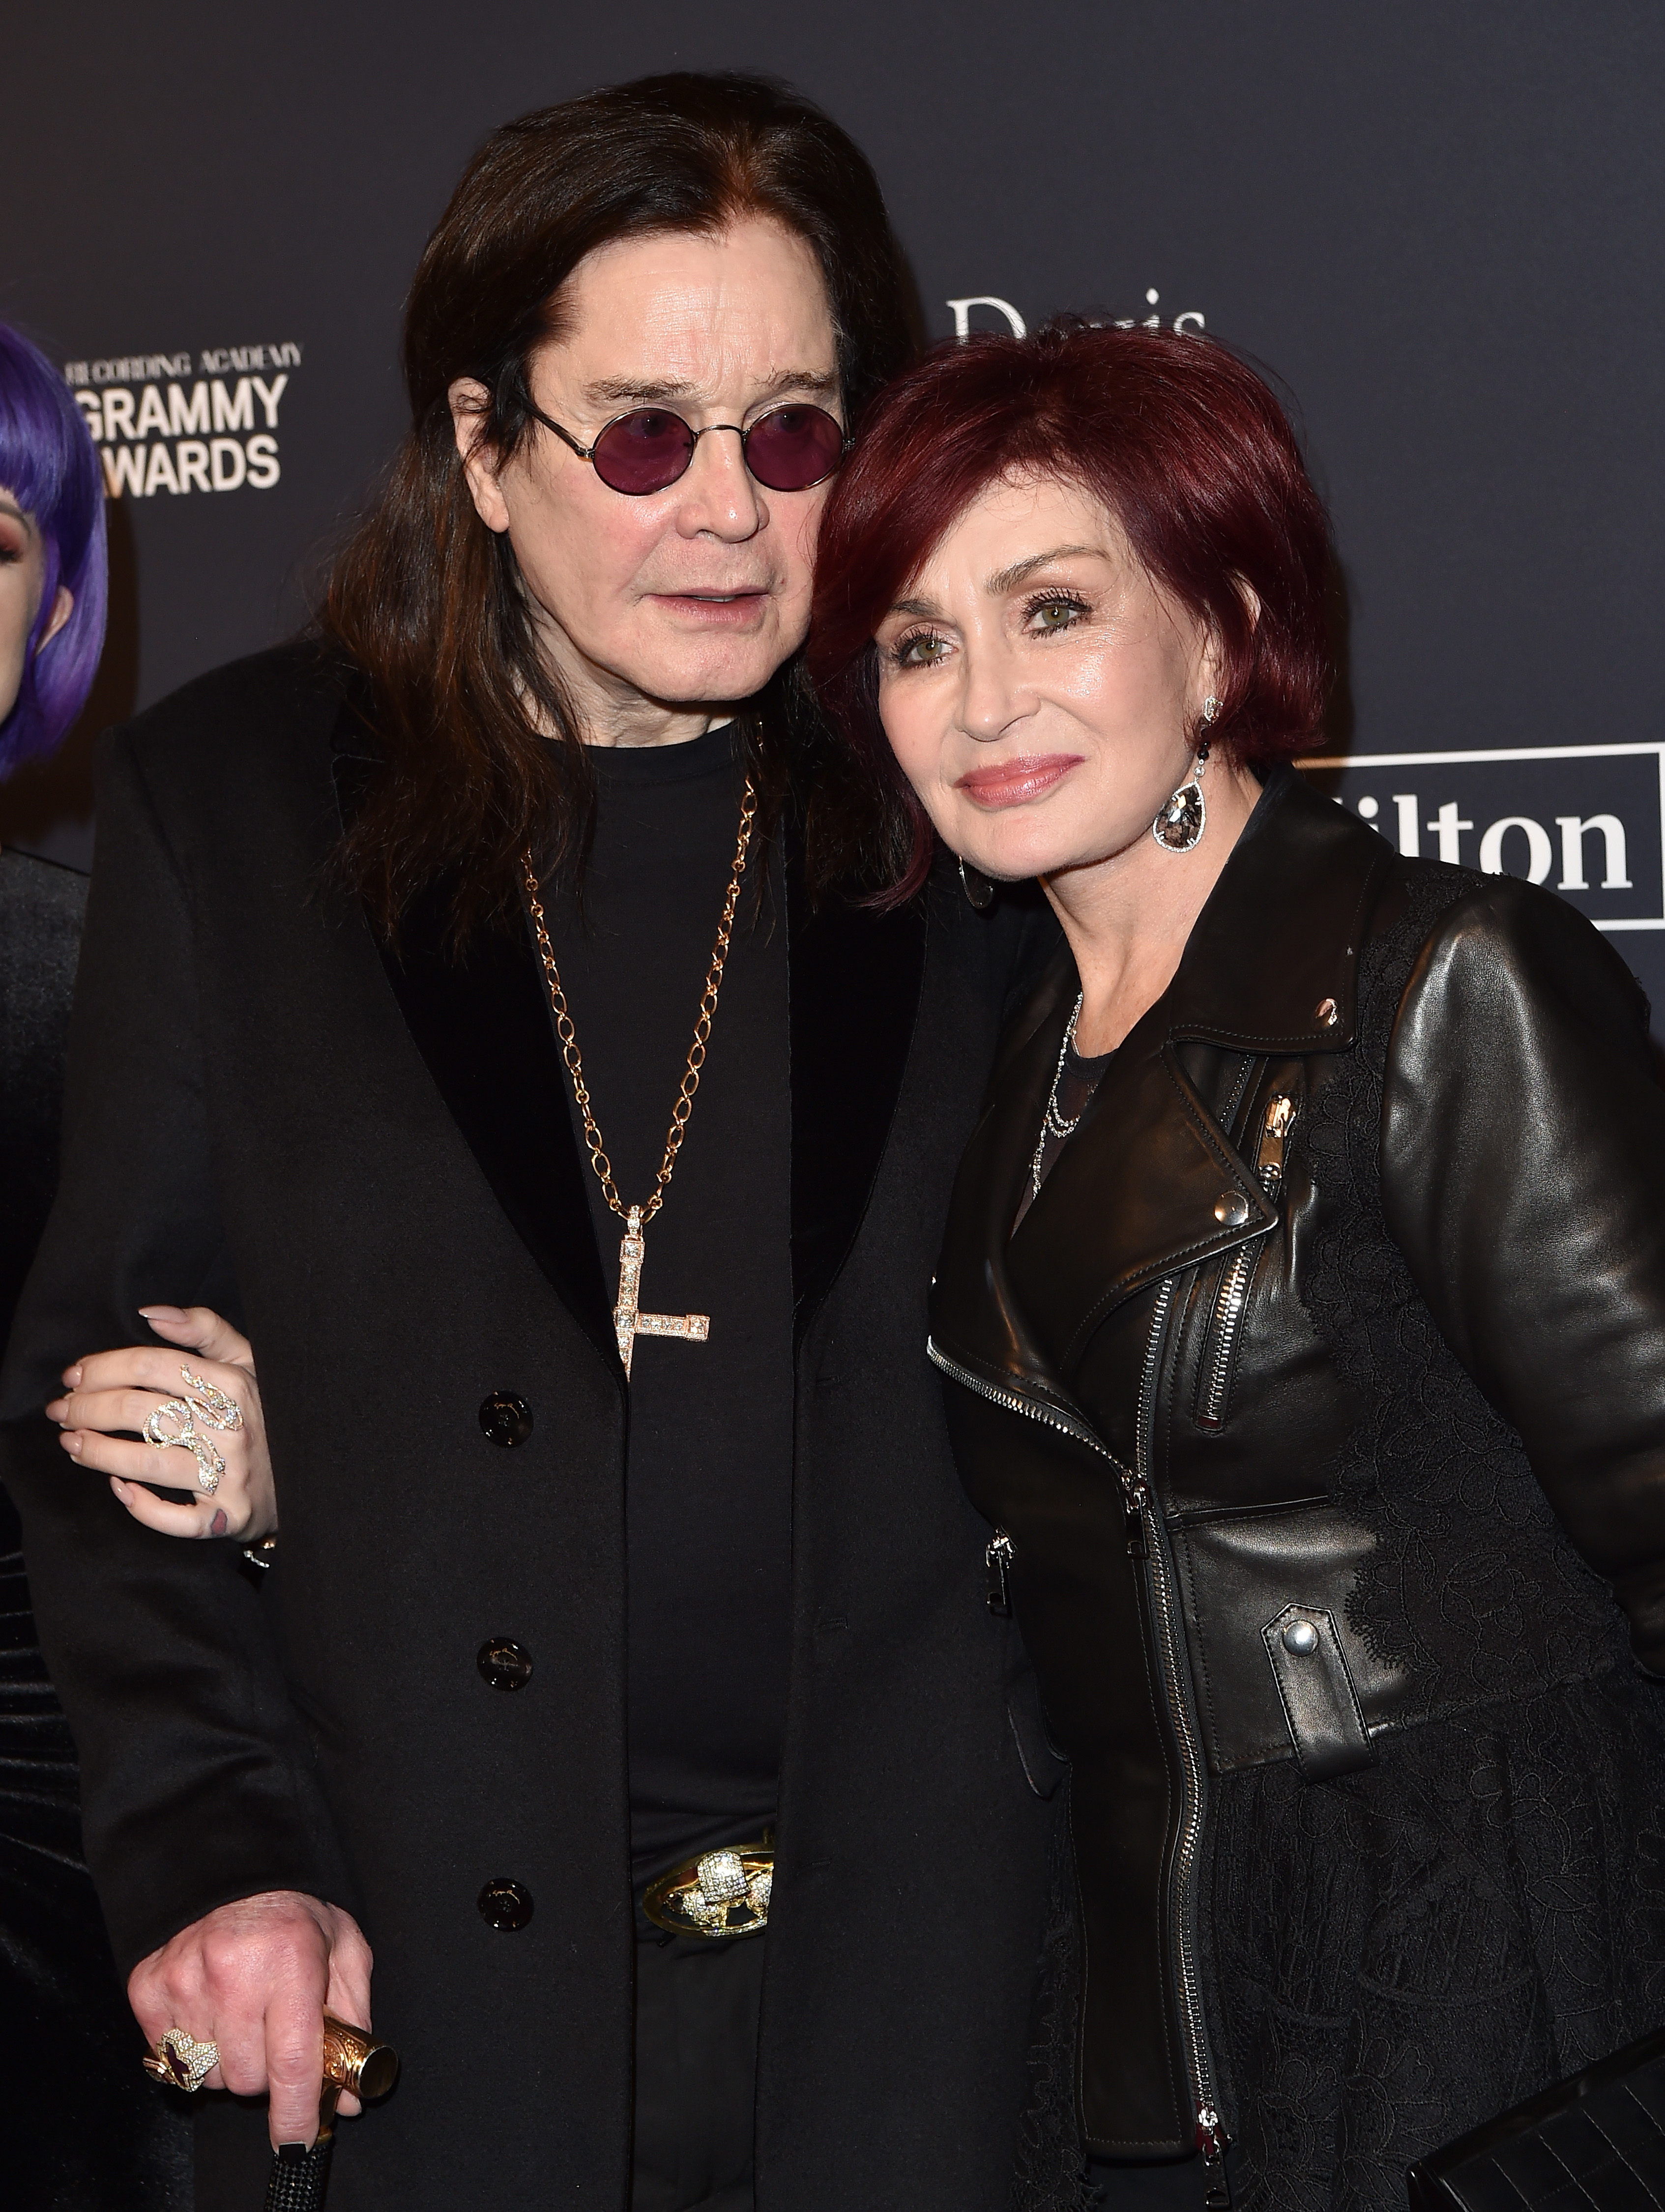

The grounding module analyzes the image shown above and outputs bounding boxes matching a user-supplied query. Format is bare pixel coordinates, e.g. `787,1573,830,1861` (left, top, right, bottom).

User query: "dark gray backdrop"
7,2,1663,1004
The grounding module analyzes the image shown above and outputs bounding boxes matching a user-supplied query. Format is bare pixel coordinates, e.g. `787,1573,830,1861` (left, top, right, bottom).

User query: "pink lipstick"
954,753,1084,809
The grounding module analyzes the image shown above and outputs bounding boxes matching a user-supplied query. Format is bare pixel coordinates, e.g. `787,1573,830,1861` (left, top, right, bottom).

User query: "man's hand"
128,1891,372,2147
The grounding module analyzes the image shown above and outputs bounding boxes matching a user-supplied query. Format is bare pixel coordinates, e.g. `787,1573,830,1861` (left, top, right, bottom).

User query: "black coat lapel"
332,691,930,1364
330,738,615,1366
787,827,928,1346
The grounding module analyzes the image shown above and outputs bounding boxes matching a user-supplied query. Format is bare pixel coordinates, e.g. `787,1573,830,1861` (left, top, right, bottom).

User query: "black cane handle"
264,2124,334,2212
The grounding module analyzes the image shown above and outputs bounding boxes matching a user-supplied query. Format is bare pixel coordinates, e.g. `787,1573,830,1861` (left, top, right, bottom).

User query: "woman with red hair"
810,321,1665,2208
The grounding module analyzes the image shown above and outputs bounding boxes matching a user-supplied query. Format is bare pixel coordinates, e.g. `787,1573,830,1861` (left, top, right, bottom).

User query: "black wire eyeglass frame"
523,398,851,497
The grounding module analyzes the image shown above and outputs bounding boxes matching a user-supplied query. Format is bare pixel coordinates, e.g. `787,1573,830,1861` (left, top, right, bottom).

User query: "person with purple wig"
0,315,111,1398
0,321,108,772
0,320,111,1330
0,322,188,2208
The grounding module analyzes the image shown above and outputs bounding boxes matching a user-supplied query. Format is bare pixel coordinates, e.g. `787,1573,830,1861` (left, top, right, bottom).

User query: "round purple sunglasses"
525,398,849,497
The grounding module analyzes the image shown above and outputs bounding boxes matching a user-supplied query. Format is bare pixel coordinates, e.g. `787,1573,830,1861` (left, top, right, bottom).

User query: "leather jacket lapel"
330,731,616,1365
1009,1023,1275,1370
787,826,928,1345
932,954,1273,1392
934,770,1391,1392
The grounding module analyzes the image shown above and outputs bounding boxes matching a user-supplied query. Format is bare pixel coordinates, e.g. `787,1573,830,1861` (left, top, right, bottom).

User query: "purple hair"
0,324,108,775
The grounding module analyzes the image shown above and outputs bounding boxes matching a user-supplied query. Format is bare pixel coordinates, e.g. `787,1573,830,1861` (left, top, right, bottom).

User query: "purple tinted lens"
742,405,846,491
591,409,698,495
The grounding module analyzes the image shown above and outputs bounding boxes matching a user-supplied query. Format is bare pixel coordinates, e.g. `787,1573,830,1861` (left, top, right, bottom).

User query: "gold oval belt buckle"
643,1839,773,1939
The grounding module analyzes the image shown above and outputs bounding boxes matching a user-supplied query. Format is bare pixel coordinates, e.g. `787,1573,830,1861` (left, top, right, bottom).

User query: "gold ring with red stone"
143,2026,219,2092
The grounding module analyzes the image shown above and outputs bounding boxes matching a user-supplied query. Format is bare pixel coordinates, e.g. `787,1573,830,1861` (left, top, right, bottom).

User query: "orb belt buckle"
643,1839,774,1939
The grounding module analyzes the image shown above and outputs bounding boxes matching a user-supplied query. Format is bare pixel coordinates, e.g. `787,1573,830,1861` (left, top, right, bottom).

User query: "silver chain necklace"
1030,992,1086,1199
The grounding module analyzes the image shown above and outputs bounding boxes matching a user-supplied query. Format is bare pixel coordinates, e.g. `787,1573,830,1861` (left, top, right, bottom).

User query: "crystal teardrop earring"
1151,696,1220,854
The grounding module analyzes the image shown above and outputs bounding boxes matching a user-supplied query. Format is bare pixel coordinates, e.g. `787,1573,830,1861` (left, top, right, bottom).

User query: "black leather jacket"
928,768,1665,2172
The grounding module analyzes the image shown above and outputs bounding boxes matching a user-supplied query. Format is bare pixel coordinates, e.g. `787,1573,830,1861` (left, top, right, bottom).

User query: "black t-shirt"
1012,1035,1115,1234
537,726,792,1886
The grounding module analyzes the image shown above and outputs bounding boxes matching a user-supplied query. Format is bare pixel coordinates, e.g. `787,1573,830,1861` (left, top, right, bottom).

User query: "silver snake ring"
142,1366,244,1496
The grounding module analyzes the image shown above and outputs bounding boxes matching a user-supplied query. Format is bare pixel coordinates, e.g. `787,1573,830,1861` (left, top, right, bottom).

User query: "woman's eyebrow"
984,545,1100,594
888,595,940,619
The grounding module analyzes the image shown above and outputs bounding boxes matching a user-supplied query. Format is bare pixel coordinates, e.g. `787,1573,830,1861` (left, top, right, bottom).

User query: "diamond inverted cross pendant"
613,1206,709,1379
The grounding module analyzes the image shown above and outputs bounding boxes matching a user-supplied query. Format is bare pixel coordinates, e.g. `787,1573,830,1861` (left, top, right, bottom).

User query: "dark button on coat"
476,1640,532,1691
477,1392,532,1447
476,1878,533,1930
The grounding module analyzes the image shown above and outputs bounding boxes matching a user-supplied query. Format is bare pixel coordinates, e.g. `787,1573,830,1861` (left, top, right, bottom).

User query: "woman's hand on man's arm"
46,1305,275,1541
129,1891,373,2144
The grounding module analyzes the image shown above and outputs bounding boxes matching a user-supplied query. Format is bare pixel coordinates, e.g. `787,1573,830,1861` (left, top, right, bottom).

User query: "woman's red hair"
806,318,1335,902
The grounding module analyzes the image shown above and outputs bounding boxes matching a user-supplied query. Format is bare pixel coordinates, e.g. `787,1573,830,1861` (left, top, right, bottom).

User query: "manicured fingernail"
61,1365,82,1388
45,1399,64,1421
61,1433,83,1456
112,1478,130,1497
139,1306,183,1322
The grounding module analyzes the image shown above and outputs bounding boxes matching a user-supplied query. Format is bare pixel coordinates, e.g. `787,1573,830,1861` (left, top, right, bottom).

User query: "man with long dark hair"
2,76,1053,2210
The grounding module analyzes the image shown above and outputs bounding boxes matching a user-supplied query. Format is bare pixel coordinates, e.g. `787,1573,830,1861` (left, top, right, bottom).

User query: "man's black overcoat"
0,645,1055,2209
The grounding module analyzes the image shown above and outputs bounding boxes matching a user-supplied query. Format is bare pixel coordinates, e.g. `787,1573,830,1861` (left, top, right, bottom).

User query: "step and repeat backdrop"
6,2,1663,1006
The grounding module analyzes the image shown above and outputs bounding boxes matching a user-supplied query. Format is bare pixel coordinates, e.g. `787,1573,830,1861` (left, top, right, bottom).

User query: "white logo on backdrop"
61,343,301,499
946,289,1206,338
1299,746,1665,932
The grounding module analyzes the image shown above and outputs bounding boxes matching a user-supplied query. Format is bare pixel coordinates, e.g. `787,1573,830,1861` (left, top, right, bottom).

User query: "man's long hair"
320,73,915,945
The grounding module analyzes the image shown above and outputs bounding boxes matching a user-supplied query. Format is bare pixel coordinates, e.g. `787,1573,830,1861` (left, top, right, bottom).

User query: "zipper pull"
1123,1476,1149,1557
985,1529,1014,1615
1197,2105,1231,2208
1256,1094,1294,1194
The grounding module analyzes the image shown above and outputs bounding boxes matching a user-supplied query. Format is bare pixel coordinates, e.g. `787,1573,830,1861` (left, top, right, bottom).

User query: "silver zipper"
1136,1279,1228,2196
1195,1095,1295,1433
930,1316,1229,2197
1195,1251,1255,1429
926,1340,1138,1477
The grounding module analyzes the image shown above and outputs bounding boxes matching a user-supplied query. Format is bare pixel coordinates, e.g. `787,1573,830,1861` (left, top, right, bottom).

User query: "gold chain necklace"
521,775,758,1378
